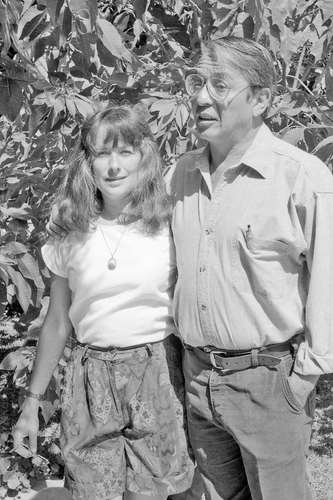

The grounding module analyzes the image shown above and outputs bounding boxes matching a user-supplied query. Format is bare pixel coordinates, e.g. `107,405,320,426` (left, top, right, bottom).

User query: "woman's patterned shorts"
60,334,194,499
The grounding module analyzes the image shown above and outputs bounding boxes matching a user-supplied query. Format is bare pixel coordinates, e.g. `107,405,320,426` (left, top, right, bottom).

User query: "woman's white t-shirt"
41,218,176,347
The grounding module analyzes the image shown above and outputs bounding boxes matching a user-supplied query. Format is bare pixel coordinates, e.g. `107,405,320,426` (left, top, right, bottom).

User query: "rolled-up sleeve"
293,165,333,375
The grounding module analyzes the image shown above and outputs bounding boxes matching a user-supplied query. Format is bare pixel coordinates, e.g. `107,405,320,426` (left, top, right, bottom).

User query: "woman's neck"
101,198,129,221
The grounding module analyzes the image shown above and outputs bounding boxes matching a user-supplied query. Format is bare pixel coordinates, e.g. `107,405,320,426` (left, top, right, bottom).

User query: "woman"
13,104,194,500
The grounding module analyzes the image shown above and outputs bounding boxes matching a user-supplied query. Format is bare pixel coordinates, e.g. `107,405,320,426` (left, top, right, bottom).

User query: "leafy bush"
0,0,333,496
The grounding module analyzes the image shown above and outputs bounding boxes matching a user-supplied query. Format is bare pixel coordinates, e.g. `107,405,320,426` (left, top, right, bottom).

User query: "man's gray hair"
200,36,276,93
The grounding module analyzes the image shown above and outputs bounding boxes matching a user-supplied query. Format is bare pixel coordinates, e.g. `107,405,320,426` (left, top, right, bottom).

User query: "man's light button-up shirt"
170,124,333,376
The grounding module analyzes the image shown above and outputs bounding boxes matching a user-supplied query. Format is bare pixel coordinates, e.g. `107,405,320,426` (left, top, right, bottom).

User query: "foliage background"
0,0,333,497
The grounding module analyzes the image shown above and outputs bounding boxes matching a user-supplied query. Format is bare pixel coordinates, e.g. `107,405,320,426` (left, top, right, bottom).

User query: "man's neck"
209,123,262,180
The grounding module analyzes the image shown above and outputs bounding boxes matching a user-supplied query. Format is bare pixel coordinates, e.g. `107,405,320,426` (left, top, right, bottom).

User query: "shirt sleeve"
41,238,69,278
292,161,333,376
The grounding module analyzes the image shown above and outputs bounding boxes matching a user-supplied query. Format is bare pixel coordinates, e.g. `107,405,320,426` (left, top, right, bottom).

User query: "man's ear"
252,87,271,117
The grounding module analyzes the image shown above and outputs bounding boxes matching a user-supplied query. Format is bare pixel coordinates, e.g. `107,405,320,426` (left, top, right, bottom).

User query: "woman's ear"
252,87,271,117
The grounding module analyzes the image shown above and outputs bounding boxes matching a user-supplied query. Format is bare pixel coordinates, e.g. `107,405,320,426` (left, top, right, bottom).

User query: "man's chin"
194,120,221,139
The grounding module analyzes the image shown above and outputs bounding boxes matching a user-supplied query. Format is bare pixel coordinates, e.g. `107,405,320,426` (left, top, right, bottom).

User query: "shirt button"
200,304,207,311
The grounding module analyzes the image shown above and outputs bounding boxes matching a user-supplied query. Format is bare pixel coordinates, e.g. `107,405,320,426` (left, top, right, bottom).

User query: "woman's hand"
13,398,40,457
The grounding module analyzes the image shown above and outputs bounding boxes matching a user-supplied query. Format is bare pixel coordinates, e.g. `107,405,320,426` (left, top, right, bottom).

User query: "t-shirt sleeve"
41,238,69,278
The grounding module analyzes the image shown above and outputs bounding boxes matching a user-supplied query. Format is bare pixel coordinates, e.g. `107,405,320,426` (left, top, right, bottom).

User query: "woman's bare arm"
13,274,72,455
28,274,72,395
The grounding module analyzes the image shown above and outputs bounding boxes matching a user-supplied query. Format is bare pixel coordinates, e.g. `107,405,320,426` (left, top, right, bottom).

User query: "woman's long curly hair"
55,103,171,234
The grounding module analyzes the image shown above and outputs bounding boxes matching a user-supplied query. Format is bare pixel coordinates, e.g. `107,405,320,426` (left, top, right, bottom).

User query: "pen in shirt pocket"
245,224,253,241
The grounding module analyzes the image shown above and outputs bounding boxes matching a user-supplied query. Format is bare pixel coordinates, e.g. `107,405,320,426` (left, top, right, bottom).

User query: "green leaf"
109,72,129,87
40,398,56,424
17,5,47,40
69,0,98,21
175,103,189,131
133,18,144,40
5,266,31,312
61,5,73,40
97,18,132,62
17,253,45,290
325,54,333,102
280,126,305,146
0,77,24,121
0,4,12,55
0,55,37,84
74,96,94,118
313,135,333,153
2,241,28,255
270,1,293,34
6,472,21,490
0,350,21,370
247,0,264,37
40,0,64,25
134,0,148,18
1,205,31,220
0,254,14,266
150,99,176,114
318,0,333,21
65,96,77,117
27,296,49,338
0,346,35,378
0,456,10,474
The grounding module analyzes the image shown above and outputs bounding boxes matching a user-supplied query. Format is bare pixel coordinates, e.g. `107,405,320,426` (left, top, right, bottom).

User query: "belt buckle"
209,351,232,374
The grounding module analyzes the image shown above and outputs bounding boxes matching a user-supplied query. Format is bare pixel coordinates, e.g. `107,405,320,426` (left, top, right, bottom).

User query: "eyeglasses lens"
185,74,205,96
185,74,229,101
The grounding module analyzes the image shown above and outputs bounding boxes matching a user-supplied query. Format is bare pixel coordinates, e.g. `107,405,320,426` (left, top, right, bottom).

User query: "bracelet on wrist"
25,390,44,401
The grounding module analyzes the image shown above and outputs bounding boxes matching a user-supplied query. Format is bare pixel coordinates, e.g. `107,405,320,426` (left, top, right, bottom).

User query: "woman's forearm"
27,275,72,397
13,275,71,456
28,318,71,396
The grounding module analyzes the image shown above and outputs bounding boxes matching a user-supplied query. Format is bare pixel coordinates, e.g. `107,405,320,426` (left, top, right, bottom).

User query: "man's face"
189,56,257,147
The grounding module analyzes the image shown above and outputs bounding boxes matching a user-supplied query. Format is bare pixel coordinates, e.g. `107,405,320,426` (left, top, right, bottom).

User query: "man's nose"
195,83,213,105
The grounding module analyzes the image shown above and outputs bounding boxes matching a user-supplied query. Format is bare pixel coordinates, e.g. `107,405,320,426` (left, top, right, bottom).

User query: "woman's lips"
105,177,126,182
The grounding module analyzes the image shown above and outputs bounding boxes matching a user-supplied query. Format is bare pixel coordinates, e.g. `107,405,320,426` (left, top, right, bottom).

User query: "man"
168,36,333,500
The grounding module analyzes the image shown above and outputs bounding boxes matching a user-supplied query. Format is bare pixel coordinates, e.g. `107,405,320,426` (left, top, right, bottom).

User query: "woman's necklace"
99,223,128,270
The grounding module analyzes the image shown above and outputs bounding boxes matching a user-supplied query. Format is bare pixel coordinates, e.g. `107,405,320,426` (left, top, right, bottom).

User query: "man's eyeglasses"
185,73,251,102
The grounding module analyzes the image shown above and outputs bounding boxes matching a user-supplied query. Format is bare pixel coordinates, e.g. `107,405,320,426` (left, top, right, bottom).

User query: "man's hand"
288,372,319,409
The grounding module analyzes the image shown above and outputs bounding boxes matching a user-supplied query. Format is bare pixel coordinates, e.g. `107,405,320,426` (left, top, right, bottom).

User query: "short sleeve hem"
41,241,68,278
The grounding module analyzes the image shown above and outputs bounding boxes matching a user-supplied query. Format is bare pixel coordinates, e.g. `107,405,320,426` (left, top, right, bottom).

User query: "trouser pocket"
278,354,304,414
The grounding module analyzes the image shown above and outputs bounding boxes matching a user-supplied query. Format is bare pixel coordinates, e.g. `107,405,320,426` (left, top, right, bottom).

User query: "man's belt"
185,340,293,374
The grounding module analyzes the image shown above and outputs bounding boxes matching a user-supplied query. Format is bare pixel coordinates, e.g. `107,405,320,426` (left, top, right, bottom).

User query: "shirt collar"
189,123,276,180
187,144,211,174
190,144,212,194
239,123,276,179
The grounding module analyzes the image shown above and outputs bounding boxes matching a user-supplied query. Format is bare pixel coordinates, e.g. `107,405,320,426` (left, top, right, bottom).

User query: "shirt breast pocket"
246,237,289,255
233,235,292,301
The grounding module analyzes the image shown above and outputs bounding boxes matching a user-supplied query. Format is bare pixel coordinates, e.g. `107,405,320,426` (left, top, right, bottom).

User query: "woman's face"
91,127,142,210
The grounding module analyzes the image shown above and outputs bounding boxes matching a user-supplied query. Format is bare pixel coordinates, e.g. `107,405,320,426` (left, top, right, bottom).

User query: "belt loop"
145,343,153,357
251,348,259,368
81,345,89,365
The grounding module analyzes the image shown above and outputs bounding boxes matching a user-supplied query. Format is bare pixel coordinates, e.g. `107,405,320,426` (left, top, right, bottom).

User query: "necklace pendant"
107,257,117,270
